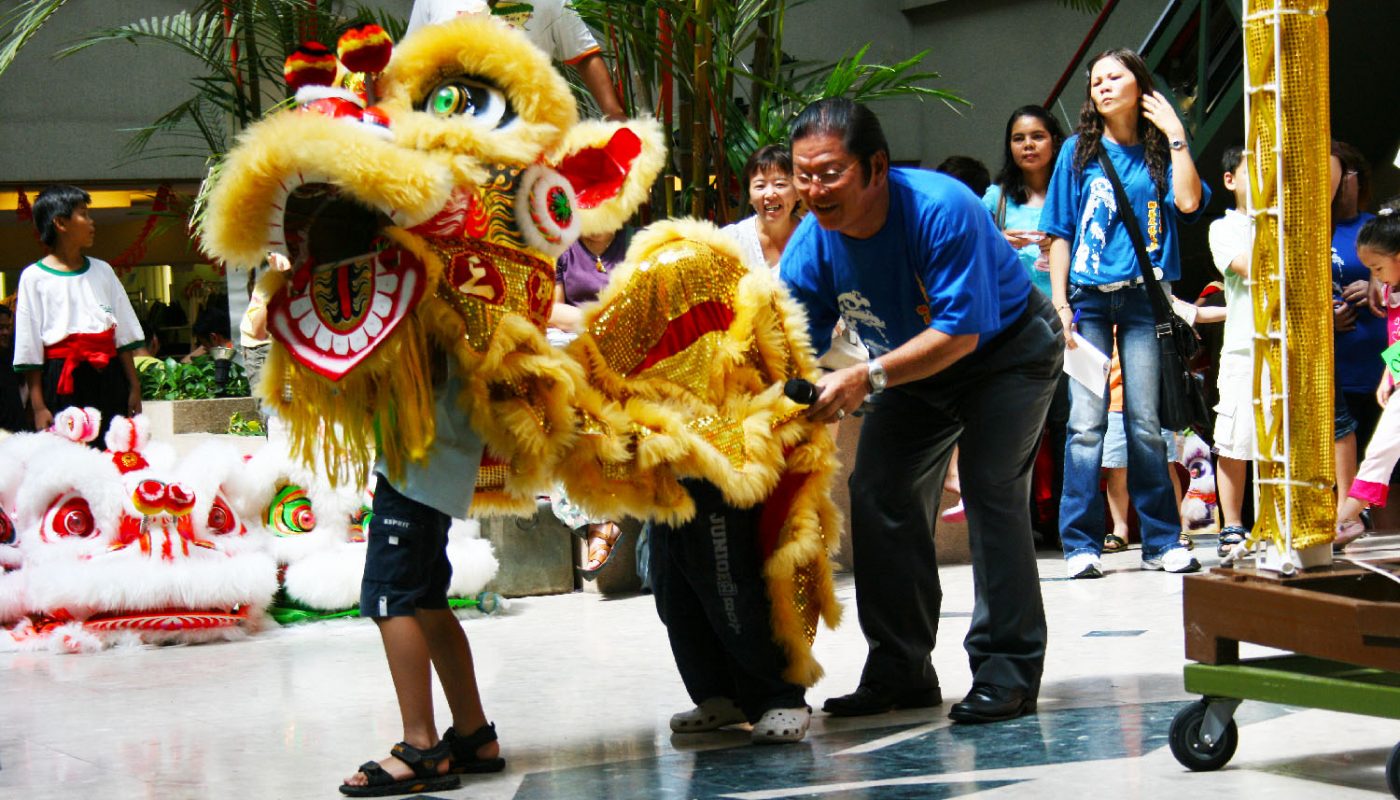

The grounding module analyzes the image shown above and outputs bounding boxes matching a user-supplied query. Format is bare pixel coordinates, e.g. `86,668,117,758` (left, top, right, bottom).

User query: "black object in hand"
784,378,819,405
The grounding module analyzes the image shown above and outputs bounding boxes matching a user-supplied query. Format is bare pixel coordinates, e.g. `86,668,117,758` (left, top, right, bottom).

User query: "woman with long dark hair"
1042,48,1210,578
983,105,1066,535
985,105,1065,298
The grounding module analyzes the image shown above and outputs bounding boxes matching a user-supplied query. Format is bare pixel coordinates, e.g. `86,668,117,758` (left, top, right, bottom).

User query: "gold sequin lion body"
201,16,839,684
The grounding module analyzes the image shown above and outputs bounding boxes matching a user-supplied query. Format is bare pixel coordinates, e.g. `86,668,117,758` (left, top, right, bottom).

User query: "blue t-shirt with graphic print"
1041,134,1210,285
780,167,1030,357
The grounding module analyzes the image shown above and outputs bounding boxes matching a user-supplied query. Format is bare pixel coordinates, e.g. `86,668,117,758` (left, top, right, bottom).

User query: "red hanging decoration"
14,188,41,245
15,187,33,223
110,184,173,274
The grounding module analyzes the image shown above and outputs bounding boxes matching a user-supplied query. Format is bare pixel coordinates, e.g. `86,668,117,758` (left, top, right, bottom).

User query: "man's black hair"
32,185,92,249
790,98,890,186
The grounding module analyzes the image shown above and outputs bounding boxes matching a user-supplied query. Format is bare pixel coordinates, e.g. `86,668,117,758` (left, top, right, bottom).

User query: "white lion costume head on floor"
0,410,278,652
229,448,498,620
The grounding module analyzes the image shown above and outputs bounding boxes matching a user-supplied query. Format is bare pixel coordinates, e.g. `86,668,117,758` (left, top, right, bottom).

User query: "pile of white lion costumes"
0,409,498,653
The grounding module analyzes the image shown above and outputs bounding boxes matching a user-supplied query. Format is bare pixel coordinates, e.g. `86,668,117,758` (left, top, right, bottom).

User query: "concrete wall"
0,0,213,184
783,0,1162,170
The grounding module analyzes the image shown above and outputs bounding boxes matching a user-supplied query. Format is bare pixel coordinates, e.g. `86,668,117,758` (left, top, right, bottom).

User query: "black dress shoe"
947,683,1036,724
822,684,942,717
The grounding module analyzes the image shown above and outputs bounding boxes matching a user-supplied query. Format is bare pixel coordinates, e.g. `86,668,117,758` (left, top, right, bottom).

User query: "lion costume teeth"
200,15,841,684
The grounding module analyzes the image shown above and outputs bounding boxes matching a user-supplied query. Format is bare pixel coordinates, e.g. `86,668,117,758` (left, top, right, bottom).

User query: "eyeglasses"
793,162,853,190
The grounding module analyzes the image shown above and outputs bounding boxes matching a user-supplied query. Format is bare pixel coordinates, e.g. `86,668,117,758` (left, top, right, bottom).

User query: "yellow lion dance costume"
201,16,840,685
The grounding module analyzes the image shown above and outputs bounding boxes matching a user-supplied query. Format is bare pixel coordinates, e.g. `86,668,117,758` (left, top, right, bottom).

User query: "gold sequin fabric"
1245,0,1335,552
589,239,750,382
429,237,556,351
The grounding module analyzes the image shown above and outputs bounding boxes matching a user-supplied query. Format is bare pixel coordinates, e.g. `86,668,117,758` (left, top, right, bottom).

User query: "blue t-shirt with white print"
1041,134,1210,285
780,167,1030,357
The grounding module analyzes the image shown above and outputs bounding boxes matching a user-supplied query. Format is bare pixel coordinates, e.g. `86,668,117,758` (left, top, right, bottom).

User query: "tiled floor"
3,533,1399,799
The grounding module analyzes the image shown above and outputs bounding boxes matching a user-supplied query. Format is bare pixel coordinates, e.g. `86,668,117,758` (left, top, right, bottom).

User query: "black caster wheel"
1169,700,1238,772
1386,740,1400,798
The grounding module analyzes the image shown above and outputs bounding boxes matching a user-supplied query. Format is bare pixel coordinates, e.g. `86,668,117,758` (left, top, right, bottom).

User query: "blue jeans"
1059,283,1181,560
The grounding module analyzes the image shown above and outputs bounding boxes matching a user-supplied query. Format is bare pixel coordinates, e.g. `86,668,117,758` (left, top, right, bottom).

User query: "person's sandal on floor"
340,740,459,797
1216,525,1247,558
1102,533,1127,553
580,520,623,580
444,722,506,774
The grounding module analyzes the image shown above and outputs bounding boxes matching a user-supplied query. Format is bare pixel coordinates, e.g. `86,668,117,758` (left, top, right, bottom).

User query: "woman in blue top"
983,105,1067,538
1042,48,1210,579
983,105,1065,298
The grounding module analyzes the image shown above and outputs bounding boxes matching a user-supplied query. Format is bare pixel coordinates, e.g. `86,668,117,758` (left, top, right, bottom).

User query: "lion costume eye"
268,485,317,537
0,505,14,546
46,494,97,539
207,496,241,536
422,77,514,128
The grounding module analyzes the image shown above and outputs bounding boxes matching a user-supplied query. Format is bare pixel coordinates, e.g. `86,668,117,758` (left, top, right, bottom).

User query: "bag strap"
995,186,1008,231
1095,149,1174,336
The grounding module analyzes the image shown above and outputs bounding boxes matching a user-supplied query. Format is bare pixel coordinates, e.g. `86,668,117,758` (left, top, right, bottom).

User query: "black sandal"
339,740,460,797
445,722,507,774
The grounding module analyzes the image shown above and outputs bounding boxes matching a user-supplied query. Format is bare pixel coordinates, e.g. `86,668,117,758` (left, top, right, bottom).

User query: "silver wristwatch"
1169,138,1188,151
867,359,887,394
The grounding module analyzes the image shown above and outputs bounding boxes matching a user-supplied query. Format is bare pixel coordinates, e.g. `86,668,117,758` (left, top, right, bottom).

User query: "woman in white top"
723,145,800,272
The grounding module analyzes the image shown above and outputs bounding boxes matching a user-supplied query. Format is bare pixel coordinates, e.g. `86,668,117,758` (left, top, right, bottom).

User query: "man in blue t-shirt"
780,99,1062,724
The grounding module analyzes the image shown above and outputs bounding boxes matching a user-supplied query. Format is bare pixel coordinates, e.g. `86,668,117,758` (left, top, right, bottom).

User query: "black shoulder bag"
1096,150,1212,440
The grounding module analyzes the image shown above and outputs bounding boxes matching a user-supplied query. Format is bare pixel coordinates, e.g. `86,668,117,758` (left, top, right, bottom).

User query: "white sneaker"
752,706,810,744
1066,553,1103,579
1143,547,1201,573
670,697,746,733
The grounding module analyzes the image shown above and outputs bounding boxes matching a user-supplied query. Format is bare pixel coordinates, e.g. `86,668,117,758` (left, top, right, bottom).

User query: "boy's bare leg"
1105,468,1130,541
1217,456,1248,529
1167,462,1185,531
343,617,448,788
1336,432,1358,501
418,608,500,761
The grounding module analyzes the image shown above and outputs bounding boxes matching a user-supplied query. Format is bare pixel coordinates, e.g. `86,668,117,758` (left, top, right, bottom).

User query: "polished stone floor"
3,533,1399,799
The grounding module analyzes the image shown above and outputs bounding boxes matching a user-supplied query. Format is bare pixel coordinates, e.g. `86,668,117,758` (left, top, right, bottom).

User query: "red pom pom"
337,24,393,74
284,41,338,91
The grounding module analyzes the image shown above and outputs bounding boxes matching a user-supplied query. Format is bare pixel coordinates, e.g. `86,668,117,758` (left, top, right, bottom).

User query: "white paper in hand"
1063,333,1110,398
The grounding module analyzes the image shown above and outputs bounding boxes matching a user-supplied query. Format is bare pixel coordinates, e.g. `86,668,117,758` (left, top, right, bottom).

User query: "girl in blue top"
1042,48,1210,578
983,104,1069,537
982,105,1065,298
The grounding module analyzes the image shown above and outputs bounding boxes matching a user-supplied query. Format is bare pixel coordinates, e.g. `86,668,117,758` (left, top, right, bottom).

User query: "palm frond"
1057,0,1106,12
0,0,69,79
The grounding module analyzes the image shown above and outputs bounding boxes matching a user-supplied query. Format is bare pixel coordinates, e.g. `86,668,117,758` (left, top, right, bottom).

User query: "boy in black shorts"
341,366,505,797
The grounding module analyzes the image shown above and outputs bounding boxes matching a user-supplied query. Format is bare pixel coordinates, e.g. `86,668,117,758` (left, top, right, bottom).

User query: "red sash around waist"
44,330,118,395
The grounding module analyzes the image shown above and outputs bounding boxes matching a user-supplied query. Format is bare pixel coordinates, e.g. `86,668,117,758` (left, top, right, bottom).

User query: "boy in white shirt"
406,0,626,120
1207,146,1255,557
13,185,144,440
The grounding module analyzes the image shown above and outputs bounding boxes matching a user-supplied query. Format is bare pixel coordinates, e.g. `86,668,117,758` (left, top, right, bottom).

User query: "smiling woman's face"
748,167,797,223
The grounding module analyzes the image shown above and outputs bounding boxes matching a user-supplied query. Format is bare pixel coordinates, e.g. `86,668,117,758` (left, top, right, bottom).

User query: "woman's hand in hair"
1140,91,1186,142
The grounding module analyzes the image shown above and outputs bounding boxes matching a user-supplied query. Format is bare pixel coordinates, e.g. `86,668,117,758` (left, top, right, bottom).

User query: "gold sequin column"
1245,0,1334,565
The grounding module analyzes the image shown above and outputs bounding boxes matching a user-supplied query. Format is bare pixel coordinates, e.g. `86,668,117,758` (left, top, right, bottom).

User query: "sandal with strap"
444,722,506,774
1216,525,1247,558
1103,533,1128,554
580,521,623,581
339,740,460,797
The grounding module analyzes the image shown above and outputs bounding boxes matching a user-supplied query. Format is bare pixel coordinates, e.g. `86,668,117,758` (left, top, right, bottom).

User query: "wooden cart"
1171,559,1400,795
